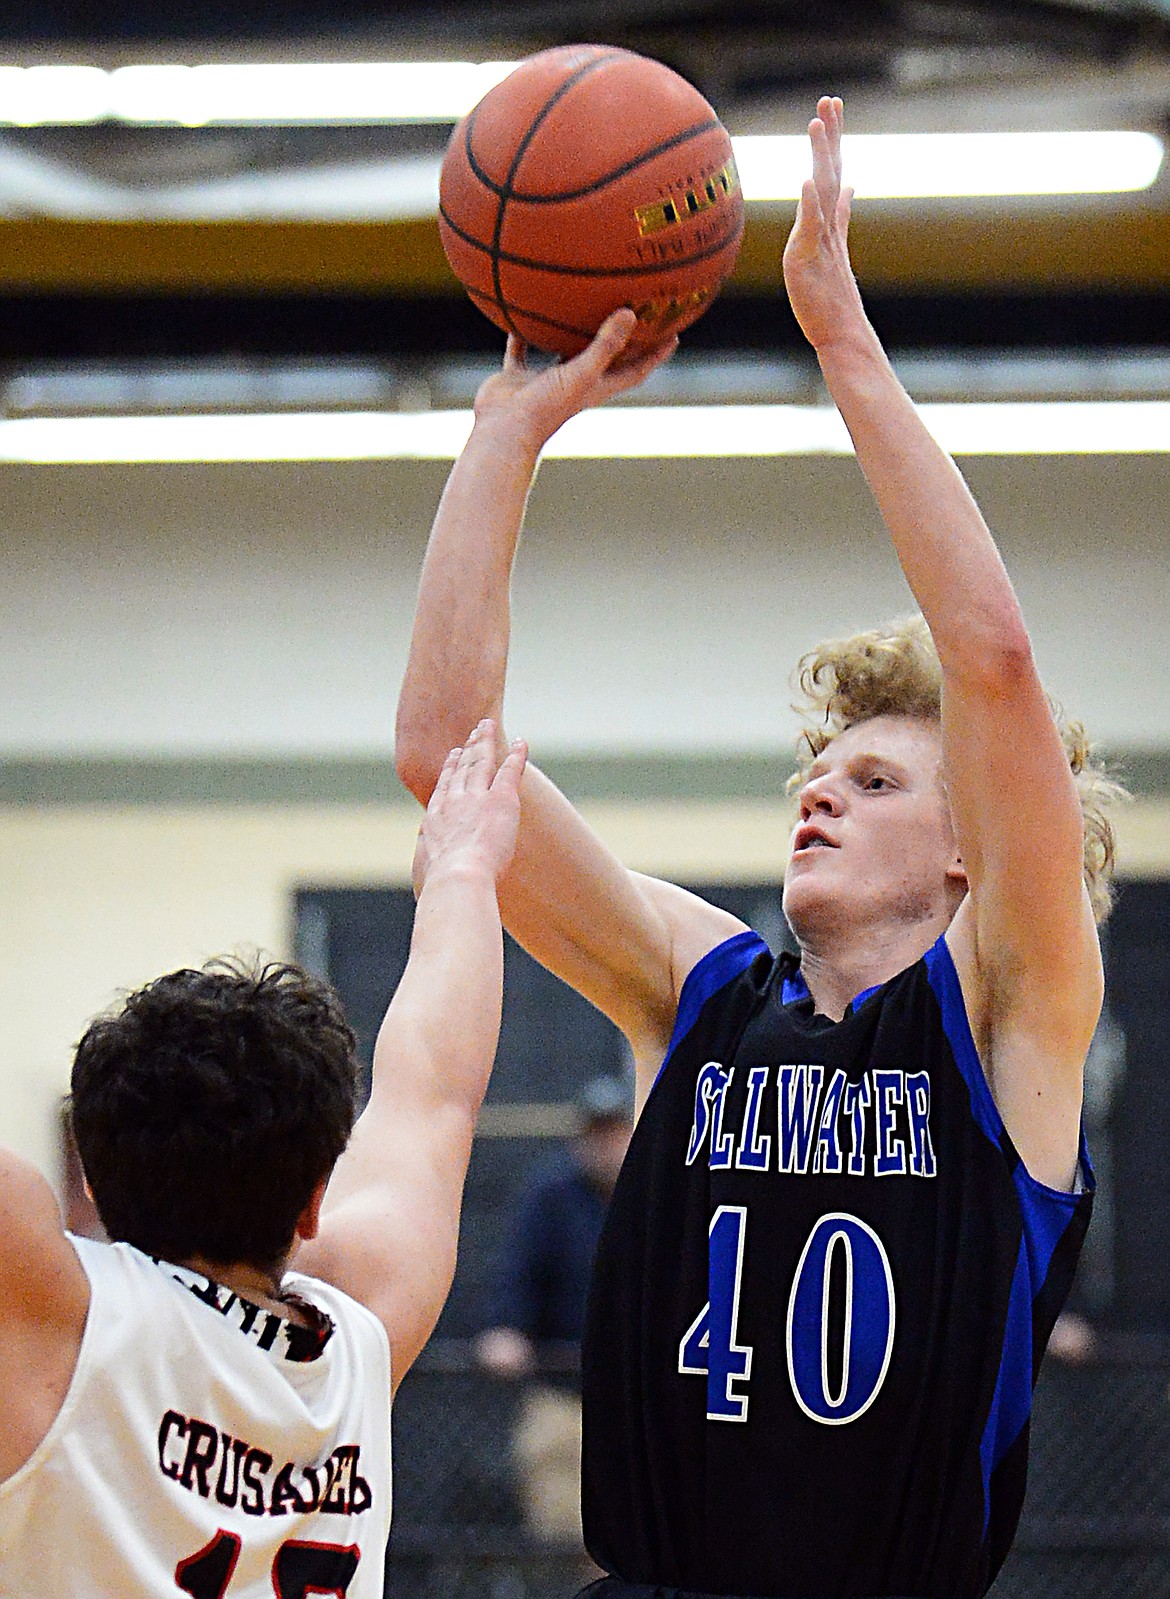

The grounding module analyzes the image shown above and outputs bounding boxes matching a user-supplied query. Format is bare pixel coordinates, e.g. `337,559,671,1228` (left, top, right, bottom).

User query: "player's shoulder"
282,1270,392,1363
676,922,779,1011
629,873,753,1003
650,924,784,1084
0,1149,90,1328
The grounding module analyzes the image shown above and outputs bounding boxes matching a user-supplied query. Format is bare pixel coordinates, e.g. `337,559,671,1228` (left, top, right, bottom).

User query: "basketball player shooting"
396,98,1121,1598
0,723,525,1597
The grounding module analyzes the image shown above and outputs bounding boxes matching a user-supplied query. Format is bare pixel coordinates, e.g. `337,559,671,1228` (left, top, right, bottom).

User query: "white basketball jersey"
0,1235,392,1598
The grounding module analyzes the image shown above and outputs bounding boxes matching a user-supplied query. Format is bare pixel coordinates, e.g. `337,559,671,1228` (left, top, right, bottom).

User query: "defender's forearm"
323,862,504,1211
391,860,505,1111
396,417,541,797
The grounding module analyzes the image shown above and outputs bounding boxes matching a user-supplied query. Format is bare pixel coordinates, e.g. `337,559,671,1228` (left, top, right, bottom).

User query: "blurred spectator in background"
475,1075,633,1544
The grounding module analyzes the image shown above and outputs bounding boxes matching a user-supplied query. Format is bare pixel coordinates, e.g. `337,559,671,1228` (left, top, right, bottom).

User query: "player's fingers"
830,99,844,189
838,184,854,238
610,333,678,391
443,719,490,798
580,308,638,375
461,718,498,788
492,737,529,796
809,118,837,212
429,745,462,808
795,176,823,238
816,94,842,149
504,334,529,372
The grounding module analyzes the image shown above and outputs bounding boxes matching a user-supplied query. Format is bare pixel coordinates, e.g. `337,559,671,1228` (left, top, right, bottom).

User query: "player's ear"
294,1176,330,1244
945,850,968,888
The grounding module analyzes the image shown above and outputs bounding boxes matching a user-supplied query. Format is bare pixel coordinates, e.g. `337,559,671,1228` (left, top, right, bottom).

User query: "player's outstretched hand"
782,95,867,352
412,719,527,893
472,310,678,452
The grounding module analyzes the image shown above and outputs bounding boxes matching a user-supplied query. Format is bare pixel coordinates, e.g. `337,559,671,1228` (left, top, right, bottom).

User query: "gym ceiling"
2,0,1170,366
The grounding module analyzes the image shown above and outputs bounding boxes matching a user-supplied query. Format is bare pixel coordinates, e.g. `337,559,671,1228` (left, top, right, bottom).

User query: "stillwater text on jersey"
685,1062,938,1178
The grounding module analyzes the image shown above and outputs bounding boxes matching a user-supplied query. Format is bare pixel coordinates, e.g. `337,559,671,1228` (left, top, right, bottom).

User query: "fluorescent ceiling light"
0,61,518,125
2,401,1169,464
0,64,1159,198
734,130,1164,198
0,411,475,462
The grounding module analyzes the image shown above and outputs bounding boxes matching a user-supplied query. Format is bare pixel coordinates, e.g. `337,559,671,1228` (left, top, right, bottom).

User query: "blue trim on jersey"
657,929,769,1085
781,967,809,1006
923,936,1004,1152
781,968,881,1012
984,1144,1093,1527
850,981,883,1012
925,932,1095,1532
923,932,1096,1194
979,1236,1033,1533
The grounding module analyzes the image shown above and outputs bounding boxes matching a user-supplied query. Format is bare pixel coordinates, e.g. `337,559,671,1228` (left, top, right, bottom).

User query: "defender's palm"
412,721,526,891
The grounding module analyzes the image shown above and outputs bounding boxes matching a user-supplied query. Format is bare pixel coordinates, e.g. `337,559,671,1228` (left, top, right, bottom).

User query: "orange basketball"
438,45,744,359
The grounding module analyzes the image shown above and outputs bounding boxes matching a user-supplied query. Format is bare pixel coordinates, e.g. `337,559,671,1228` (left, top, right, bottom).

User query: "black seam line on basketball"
463,49,620,202
466,286,596,343
468,49,622,334
461,104,520,336
465,116,723,206
439,201,741,279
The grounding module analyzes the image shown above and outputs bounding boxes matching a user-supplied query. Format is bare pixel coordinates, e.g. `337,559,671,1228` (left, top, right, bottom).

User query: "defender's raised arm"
299,724,526,1386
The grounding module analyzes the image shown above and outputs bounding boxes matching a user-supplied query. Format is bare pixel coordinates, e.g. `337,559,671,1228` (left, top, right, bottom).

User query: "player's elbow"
944,610,1036,696
394,718,445,804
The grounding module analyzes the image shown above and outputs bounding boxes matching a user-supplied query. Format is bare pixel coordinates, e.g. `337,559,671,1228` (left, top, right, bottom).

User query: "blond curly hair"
790,616,1126,924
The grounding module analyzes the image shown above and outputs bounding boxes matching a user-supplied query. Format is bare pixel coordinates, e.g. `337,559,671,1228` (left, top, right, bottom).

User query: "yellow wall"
5,794,1168,1187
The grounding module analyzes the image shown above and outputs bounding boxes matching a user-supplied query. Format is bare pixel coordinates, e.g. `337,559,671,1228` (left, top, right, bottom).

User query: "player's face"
782,715,963,944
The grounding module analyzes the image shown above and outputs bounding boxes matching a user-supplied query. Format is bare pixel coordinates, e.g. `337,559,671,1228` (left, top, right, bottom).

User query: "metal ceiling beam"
0,205,1167,295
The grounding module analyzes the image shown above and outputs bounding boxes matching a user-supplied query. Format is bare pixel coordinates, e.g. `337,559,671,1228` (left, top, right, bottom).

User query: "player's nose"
799,773,844,819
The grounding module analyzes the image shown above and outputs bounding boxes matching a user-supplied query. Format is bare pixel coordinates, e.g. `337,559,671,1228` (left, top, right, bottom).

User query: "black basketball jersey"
580,930,1092,1599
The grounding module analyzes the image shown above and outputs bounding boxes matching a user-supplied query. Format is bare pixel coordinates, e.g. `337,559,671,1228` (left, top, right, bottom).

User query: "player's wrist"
804,303,882,362
469,404,549,466
417,851,505,896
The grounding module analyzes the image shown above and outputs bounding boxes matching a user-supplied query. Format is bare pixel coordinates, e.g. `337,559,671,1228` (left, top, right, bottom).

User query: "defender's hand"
782,96,866,352
472,309,678,454
411,719,527,892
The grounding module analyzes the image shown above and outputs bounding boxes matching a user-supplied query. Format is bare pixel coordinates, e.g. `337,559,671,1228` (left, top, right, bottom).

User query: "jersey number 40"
678,1207,896,1425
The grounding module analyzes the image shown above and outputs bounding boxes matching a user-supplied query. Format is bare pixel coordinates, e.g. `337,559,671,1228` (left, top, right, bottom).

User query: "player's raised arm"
298,723,527,1385
395,319,743,1073
782,97,1102,1189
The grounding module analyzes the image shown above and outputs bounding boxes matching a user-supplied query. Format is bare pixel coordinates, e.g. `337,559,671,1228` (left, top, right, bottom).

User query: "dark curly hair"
70,958,359,1275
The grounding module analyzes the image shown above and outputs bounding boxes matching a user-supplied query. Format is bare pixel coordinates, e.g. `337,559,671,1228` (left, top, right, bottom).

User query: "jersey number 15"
175,1530,359,1598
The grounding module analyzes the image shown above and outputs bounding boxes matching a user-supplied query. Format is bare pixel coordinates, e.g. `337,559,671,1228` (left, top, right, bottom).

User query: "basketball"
438,45,744,359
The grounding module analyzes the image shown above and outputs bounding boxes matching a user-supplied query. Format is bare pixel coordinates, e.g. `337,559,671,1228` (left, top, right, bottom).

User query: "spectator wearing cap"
475,1076,634,1546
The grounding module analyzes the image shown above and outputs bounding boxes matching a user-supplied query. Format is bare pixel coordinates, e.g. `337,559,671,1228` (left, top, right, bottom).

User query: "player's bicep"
939,658,1099,972
0,1150,90,1330
302,1108,474,1389
942,657,1102,1187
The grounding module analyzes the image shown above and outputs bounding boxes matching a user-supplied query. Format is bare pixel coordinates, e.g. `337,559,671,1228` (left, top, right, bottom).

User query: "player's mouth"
792,823,840,854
